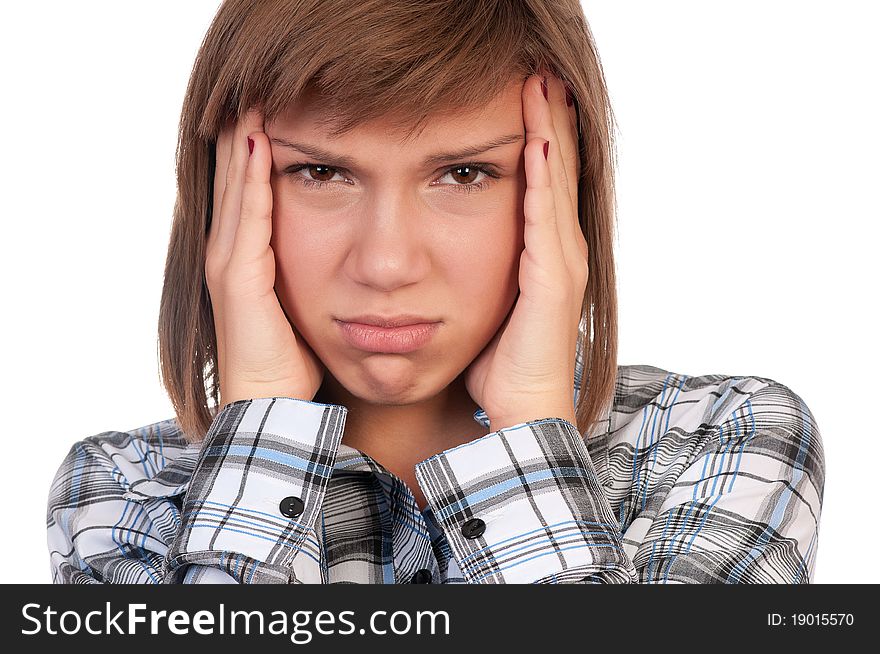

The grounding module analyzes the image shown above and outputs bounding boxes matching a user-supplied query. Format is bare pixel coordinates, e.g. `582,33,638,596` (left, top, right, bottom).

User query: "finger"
522,82,566,294
208,117,235,259
208,121,235,369
546,74,585,259
537,73,589,310
523,74,579,288
542,73,588,276
215,109,264,265
537,75,586,367
230,123,274,268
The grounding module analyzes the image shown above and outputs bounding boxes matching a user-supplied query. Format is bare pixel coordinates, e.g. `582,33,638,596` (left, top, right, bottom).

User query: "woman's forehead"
266,76,526,146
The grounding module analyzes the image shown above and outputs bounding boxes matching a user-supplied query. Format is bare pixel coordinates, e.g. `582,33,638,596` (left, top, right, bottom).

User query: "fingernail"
565,83,574,107
541,76,548,101
247,136,254,155
543,140,549,160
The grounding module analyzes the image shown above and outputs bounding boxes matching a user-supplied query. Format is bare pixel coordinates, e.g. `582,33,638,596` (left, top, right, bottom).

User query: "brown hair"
159,0,620,442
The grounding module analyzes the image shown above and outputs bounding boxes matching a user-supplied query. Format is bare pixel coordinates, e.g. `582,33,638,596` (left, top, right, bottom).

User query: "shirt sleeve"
47,431,201,584
414,416,637,583
413,380,824,584
631,380,824,583
164,397,347,583
47,397,347,584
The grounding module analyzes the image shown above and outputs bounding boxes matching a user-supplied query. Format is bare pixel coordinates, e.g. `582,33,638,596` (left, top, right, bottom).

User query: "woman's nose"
346,196,432,292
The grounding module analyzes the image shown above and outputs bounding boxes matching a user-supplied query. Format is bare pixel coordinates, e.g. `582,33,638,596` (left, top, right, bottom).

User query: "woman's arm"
415,379,824,583
415,416,637,583
631,380,824,583
46,434,217,584
164,398,346,583
47,397,348,584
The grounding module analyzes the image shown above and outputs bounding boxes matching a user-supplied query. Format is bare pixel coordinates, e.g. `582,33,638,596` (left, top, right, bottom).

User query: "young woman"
47,0,824,584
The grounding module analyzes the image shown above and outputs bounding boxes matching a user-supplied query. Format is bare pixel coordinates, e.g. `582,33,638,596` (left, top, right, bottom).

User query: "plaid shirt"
47,358,825,584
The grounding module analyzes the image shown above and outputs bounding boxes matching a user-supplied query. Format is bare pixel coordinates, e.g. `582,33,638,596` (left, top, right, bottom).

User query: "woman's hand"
206,108,326,408
464,72,587,431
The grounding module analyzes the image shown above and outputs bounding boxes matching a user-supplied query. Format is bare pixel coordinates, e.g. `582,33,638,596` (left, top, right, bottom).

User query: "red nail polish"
247,136,254,155
541,76,548,101
543,140,549,160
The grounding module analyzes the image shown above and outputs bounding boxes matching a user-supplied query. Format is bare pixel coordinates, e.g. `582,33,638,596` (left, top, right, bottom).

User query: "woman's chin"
346,357,443,405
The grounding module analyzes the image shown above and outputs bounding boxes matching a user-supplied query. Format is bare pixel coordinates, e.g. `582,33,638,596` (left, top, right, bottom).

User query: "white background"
1,1,876,583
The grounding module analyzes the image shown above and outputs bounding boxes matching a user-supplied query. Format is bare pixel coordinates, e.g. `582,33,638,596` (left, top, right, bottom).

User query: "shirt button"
279,496,305,519
461,517,486,539
411,569,433,584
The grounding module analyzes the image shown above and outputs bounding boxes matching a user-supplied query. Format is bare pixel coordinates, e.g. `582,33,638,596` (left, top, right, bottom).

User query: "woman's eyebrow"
268,133,524,168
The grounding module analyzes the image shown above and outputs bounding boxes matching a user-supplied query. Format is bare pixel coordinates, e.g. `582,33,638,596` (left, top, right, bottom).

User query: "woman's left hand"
464,71,588,432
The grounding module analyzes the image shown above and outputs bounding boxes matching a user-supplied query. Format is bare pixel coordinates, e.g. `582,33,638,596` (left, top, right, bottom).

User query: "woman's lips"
336,320,440,353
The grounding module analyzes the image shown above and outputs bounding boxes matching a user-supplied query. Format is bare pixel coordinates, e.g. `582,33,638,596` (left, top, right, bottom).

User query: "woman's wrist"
490,407,578,432
220,382,315,410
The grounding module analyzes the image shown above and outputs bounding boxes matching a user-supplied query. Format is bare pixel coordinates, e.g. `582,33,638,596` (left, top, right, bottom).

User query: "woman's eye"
281,162,500,194
434,165,500,194
284,164,348,189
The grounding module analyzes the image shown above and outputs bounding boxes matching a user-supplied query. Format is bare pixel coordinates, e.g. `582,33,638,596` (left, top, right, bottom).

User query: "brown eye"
306,165,337,182
282,163,349,189
448,165,480,184
434,163,500,195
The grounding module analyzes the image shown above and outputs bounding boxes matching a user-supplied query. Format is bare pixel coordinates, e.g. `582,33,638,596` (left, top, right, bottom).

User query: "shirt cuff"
166,397,347,584
414,417,637,584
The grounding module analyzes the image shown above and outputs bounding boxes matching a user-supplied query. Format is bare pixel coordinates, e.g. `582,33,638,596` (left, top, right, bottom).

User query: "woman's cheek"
269,192,329,323
271,187,342,251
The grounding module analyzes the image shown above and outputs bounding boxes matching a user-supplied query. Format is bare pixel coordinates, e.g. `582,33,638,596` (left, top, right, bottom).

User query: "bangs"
198,0,545,141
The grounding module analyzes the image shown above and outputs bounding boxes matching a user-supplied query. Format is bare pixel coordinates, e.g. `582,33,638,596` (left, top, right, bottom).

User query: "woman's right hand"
206,108,326,409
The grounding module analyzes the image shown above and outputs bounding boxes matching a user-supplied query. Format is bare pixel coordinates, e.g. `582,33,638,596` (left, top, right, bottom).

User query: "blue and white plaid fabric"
47,363,824,584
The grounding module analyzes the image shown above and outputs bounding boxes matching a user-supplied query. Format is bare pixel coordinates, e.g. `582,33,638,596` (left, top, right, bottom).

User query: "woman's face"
265,77,527,405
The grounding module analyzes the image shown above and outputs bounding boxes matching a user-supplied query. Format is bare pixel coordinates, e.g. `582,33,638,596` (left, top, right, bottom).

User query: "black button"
411,569,433,584
279,496,305,519
461,517,486,539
